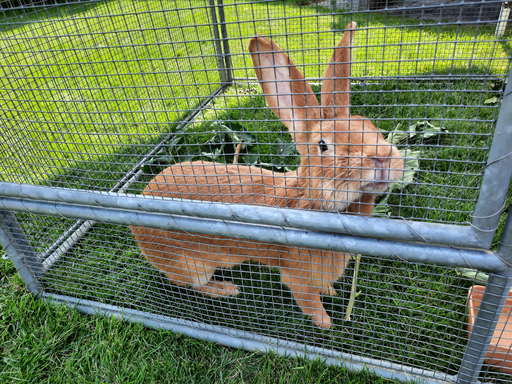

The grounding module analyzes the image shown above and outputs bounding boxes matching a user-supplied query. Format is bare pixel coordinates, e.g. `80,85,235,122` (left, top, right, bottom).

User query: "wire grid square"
1,0,512,382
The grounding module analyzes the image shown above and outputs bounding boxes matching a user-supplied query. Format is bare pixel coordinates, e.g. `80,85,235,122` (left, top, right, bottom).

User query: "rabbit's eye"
319,140,328,152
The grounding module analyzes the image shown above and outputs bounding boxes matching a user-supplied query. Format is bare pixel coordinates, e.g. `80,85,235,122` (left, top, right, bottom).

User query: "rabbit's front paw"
312,310,332,329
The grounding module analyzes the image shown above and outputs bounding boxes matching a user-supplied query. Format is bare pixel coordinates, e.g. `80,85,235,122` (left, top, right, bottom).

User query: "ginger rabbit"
132,22,403,328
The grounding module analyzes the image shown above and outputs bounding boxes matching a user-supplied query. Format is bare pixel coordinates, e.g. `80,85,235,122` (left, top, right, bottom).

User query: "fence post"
216,0,233,83
470,67,512,248
495,2,510,38
456,211,512,384
0,210,43,295
208,0,232,85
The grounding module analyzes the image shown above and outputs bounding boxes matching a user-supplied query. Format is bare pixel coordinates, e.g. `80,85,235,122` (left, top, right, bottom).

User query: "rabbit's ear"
321,22,357,120
249,36,320,153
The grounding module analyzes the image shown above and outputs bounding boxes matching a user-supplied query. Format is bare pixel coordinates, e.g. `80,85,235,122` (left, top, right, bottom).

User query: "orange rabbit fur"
131,22,404,329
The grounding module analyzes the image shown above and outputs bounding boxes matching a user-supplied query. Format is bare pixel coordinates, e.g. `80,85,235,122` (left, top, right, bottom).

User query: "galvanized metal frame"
0,182,509,269
2,195,512,383
1,1,512,383
470,75,512,248
0,195,506,272
0,210,43,294
456,210,512,384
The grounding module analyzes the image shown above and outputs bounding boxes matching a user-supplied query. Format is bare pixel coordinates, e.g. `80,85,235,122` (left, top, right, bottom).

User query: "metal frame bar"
456,274,512,384
208,0,230,85
470,68,512,249
0,182,494,250
495,1,511,37
456,209,512,384
0,196,506,273
0,210,43,295
216,0,233,83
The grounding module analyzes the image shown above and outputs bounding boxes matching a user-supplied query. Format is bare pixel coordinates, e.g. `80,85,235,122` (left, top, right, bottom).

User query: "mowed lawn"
1,0,511,383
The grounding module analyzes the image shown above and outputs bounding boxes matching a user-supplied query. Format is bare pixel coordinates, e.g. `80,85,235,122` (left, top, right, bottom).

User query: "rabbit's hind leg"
196,280,240,297
173,256,240,298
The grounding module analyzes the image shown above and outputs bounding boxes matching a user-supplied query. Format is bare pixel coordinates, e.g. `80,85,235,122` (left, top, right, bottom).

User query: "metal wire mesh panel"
1,0,222,189
1,0,512,383
12,212,488,379
167,1,507,226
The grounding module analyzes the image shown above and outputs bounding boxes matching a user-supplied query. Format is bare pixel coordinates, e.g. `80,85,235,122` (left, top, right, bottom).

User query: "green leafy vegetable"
373,199,390,217
141,120,279,175
386,121,447,144
388,149,420,193
457,268,489,284
484,96,499,105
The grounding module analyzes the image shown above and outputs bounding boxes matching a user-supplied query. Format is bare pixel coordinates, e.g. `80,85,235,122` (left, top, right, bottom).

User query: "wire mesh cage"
1,0,512,383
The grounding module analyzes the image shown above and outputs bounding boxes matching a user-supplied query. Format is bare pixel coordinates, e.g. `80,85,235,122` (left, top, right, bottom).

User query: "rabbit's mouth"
362,181,389,192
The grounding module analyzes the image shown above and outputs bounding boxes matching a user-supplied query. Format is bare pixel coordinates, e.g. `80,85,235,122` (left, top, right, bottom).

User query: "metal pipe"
495,2,511,38
456,274,512,384
471,67,512,248
42,292,457,384
0,181,486,249
457,211,512,383
216,0,233,83
39,219,86,260
497,209,512,264
0,196,506,272
208,0,228,85
42,220,94,273
232,76,506,83
0,210,43,295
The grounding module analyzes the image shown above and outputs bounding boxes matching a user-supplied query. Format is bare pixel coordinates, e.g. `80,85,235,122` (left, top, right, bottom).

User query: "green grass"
1,0,221,185
0,0,510,185
1,0,512,383
222,2,509,79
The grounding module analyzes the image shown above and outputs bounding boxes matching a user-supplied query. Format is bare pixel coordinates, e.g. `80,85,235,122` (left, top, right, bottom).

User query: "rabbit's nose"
376,158,387,168
375,142,395,159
